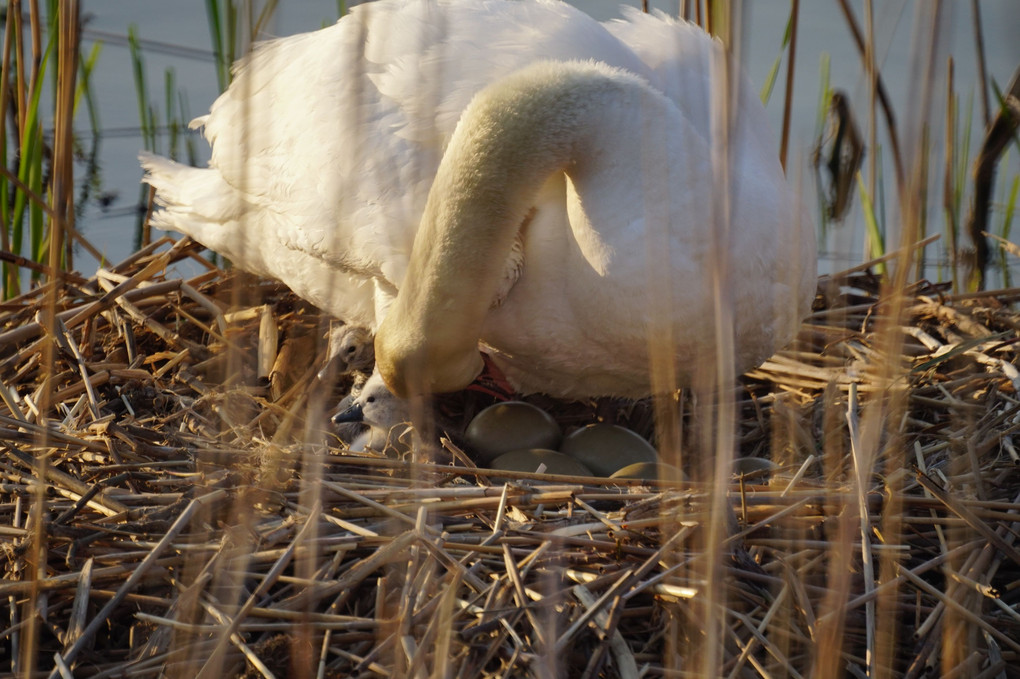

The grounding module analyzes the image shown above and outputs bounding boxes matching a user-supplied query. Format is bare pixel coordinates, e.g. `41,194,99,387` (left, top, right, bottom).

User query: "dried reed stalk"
0,241,1017,677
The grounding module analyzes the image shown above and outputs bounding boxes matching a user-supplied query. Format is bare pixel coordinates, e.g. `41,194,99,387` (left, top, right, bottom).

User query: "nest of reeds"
1,238,1018,678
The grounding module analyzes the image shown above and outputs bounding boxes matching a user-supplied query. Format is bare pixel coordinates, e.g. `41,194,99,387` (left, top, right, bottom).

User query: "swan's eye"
366,396,376,403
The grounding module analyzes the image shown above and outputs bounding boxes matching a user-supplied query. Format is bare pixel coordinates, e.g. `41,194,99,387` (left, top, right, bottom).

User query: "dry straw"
2,1,1020,677
0,236,1017,677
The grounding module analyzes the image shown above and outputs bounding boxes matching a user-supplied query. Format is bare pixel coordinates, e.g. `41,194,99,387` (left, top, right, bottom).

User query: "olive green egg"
558,424,658,477
488,448,594,477
609,461,685,481
466,401,561,464
732,456,777,478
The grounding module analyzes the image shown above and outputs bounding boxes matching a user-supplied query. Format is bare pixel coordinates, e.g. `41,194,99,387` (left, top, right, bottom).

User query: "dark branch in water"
814,90,865,222
966,66,1020,291
834,0,905,198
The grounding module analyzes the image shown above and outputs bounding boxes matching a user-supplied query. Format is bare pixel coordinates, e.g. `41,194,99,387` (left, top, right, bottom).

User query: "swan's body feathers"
141,0,816,400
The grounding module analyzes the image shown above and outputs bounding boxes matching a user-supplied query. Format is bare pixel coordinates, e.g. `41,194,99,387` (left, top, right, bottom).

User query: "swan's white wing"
603,7,717,137
370,0,648,144
190,0,660,290
147,0,806,339
608,8,816,375
196,13,423,284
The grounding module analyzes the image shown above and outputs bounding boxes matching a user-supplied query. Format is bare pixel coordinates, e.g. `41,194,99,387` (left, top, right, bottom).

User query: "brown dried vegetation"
0,238,1018,677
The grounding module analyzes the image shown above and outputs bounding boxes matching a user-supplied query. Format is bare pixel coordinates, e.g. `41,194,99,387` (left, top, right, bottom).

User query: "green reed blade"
814,54,831,139
855,171,885,274
166,67,178,159
128,24,156,152
11,34,54,266
76,40,103,136
205,0,228,91
759,5,794,106
998,173,1018,288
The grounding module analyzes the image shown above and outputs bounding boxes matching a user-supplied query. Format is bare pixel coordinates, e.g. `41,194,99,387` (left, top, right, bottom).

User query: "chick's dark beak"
332,402,364,425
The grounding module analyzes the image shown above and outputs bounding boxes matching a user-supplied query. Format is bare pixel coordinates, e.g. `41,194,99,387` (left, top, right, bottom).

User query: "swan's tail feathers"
139,152,246,248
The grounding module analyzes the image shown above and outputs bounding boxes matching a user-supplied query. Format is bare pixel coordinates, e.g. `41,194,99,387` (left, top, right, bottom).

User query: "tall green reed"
204,0,281,90
2,3,55,296
997,171,1018,287
0,0,100,298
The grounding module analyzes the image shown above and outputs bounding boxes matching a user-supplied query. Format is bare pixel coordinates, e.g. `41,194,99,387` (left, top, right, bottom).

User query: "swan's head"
332,371,408,430
374,313,484,399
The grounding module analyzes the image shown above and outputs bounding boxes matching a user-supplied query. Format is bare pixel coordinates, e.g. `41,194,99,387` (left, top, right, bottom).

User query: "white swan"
140,0,815,400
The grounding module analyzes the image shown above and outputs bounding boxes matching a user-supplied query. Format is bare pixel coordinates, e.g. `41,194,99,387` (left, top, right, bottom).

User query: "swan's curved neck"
375,60,669,397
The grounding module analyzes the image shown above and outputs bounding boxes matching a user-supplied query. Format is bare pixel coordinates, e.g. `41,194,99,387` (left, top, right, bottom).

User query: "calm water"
68,1,1020,280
